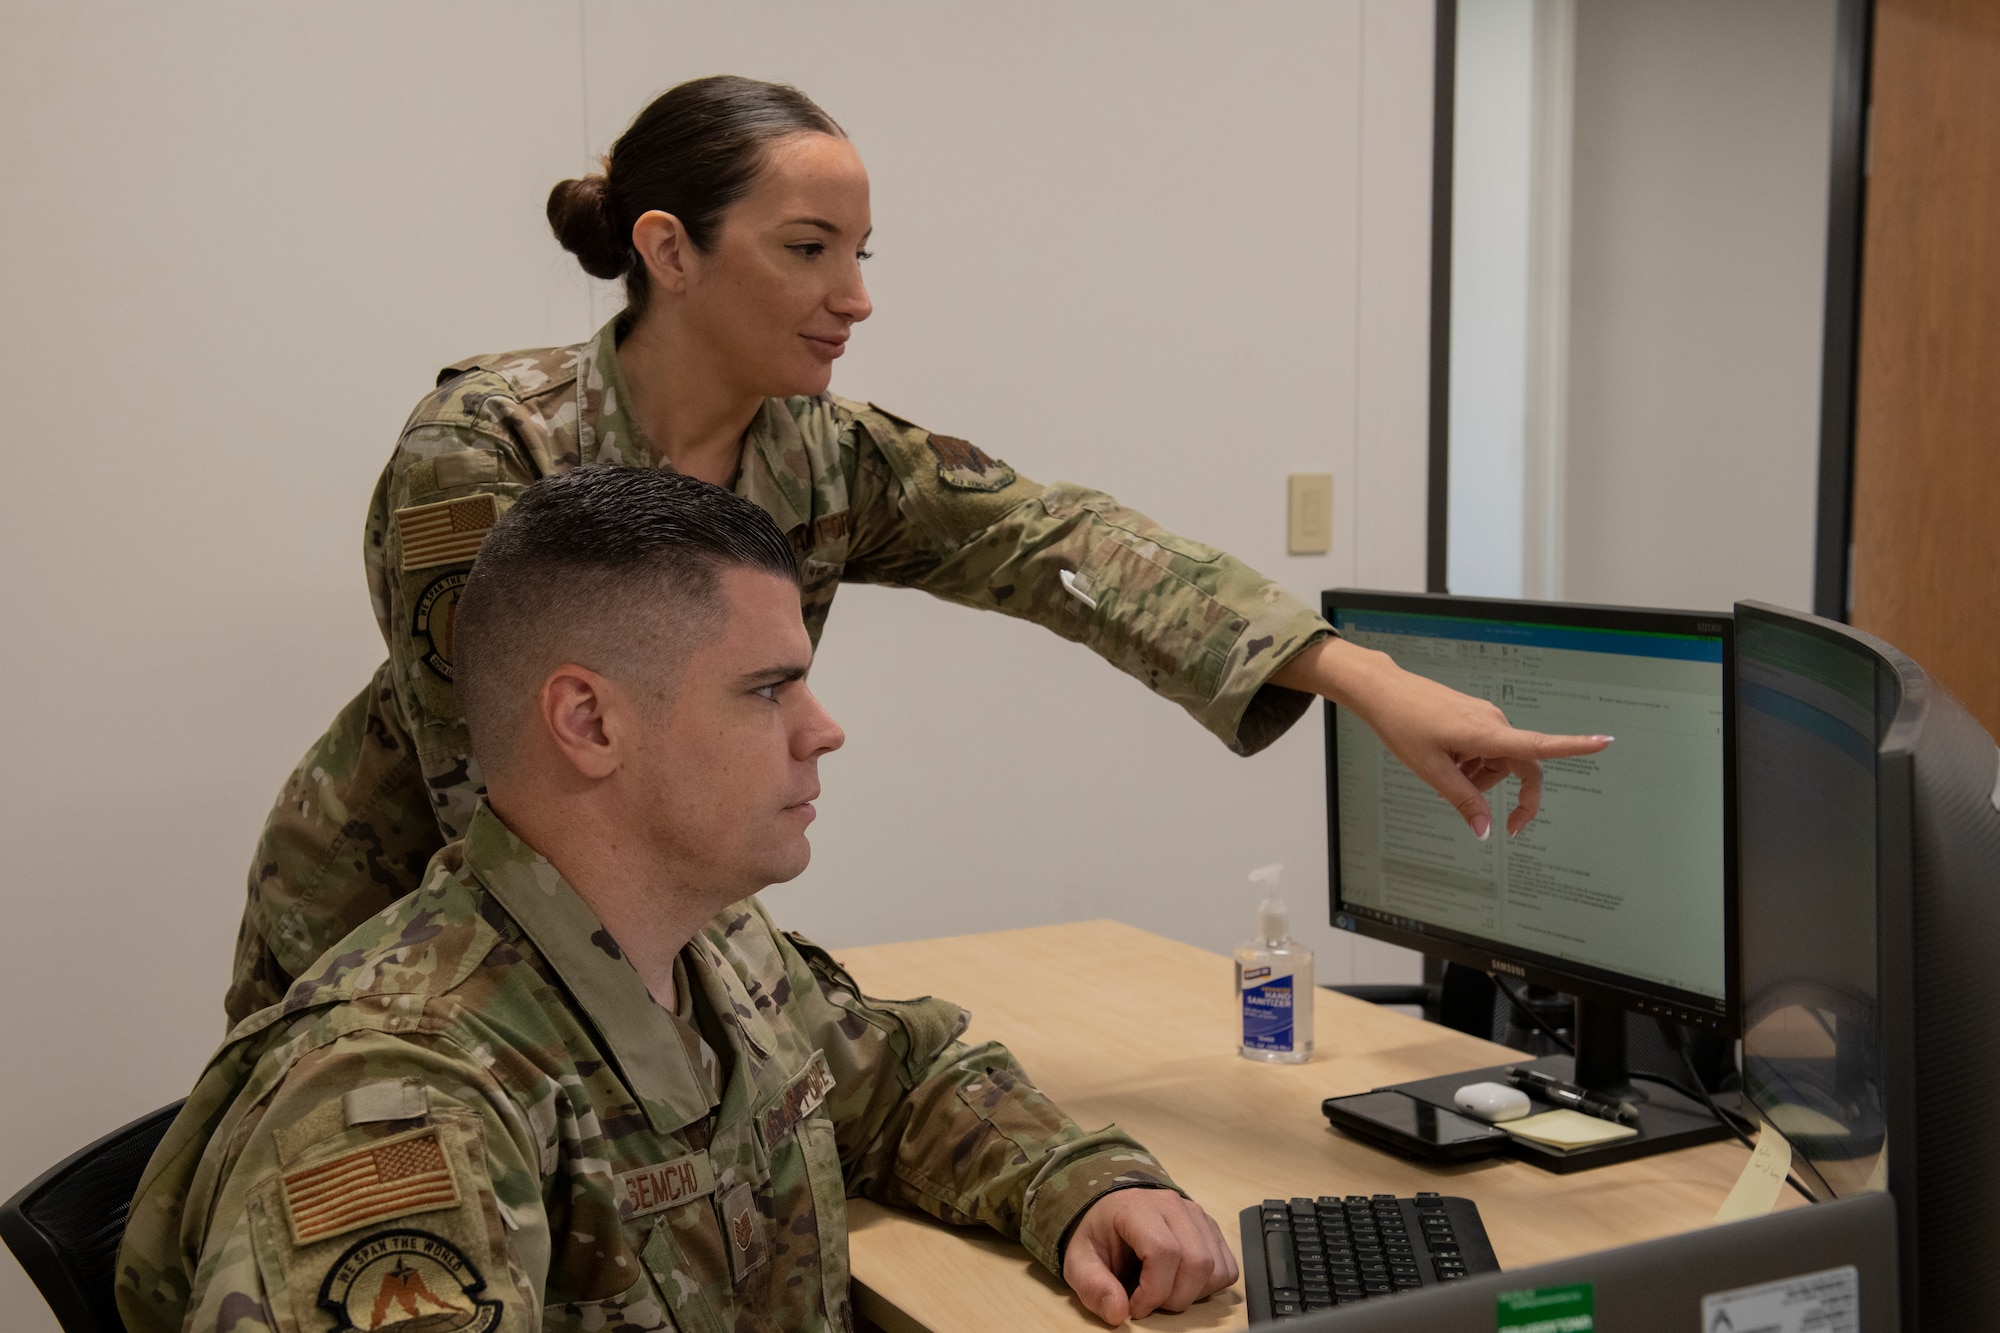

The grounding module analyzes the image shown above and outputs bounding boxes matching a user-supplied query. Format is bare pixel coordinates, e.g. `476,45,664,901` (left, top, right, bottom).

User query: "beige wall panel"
0,6,1434,1327
0,7,589,1330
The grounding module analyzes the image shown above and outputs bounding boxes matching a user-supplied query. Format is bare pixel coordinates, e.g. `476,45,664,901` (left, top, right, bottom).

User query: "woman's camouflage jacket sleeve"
832,400,1332,758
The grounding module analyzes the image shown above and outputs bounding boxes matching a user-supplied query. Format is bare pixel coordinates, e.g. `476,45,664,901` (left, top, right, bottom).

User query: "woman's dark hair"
546,75,844,312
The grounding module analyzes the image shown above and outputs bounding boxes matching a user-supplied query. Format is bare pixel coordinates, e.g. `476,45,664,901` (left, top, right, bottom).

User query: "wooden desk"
837,920,1769,1332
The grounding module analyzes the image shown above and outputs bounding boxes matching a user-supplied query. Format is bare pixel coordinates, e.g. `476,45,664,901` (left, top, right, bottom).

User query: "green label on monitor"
1496,1283,1594,1332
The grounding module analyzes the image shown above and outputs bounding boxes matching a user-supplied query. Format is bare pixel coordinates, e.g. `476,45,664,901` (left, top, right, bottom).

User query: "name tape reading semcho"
615,1152,716,1220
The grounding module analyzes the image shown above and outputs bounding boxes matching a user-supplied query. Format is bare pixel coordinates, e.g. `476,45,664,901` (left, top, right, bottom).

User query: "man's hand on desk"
1062,1189,1240,1325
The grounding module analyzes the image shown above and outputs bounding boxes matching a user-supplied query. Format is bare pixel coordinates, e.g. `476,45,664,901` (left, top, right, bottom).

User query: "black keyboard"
1240,1193,1500,1321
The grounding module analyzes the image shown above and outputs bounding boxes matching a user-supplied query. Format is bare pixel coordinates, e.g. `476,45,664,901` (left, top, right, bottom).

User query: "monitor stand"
1385,998,1732,1173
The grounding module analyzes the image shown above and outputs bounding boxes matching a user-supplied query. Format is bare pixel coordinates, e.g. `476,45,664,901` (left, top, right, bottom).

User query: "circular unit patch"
317,1229,502,1333
411,571,470,682
927,433,1017,493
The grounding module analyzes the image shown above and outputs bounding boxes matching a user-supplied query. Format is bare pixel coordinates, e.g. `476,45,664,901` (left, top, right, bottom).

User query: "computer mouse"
1453,1081,1532,1123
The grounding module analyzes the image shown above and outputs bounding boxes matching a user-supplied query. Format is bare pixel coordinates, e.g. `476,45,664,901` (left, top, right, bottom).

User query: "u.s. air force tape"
760,1050,837,1149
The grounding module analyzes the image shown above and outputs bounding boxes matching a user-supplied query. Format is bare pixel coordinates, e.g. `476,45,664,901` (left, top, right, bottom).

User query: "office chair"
1,1100,184,1333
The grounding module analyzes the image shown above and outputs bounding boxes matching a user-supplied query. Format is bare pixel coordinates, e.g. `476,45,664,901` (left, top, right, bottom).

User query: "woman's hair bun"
545,174,628,281
553,78,844,312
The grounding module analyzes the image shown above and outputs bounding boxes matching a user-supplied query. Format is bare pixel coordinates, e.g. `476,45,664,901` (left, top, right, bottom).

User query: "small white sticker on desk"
1701,1265,1858,1333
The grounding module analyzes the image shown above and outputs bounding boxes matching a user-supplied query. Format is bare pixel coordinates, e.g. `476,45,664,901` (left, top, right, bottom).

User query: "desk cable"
1487,974,1818,1204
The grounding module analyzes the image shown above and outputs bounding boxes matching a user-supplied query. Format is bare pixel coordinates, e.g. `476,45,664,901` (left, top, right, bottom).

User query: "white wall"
1560,0,1836,611
0,5,1436,1329
1447,0,1833,613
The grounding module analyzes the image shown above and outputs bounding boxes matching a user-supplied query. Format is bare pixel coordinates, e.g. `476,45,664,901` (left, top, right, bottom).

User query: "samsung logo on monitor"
1491,960,1526,977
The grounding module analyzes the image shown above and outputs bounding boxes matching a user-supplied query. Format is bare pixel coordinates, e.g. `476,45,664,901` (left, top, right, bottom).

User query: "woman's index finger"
1501,730,1615,760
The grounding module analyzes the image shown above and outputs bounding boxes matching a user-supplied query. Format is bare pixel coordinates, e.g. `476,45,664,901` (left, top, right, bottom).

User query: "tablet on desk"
1323,1090,1513,1163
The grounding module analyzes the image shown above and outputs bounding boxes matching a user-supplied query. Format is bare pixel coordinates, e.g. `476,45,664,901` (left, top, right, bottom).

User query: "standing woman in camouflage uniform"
229,75,1608,1024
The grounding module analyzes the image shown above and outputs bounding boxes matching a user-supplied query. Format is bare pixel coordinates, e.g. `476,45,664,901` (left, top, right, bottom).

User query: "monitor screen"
1735,609,1887,1199
1326,594,1733,1026
1734,600,2000,1329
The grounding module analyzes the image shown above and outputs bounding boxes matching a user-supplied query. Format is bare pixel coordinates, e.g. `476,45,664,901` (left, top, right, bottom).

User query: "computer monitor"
1735,600,2000,1332
1323,590,1736,1167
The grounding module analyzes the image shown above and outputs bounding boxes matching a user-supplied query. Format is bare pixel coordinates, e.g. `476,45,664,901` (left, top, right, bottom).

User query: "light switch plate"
1287,473,1333,554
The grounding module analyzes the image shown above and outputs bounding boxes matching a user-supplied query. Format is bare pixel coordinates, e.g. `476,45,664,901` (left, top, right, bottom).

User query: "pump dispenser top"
1250,863,1288,943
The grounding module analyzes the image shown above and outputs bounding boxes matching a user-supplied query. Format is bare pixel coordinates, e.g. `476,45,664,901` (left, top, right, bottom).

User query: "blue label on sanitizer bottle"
1242,973,1294,1051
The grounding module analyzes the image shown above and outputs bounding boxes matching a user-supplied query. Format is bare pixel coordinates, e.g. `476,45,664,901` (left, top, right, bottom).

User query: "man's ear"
538,665,625,781
631,210,696,296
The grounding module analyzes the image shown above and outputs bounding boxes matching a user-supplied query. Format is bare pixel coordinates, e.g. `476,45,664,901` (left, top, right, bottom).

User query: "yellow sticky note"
1501,1109,1639,1150
1715,1124,1793,1222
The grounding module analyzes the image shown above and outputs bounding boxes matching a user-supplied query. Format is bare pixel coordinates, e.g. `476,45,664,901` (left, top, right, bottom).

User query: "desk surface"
837,920,1775,1332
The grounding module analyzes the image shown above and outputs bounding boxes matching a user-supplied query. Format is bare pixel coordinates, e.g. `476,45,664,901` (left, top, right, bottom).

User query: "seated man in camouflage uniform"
117,467,1237,1333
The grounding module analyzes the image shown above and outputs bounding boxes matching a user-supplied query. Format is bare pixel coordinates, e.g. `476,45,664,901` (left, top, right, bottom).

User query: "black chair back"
1,1101,185,1333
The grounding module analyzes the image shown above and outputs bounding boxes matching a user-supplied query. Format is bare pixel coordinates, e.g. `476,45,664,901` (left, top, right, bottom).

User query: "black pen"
1506,1067,1640,1126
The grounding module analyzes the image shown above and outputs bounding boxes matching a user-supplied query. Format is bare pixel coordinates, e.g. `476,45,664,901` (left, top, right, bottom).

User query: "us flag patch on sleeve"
396,495,499,572
281,1127,462,1246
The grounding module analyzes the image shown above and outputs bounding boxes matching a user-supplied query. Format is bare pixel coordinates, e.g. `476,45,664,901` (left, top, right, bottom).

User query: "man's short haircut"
453,466,800,777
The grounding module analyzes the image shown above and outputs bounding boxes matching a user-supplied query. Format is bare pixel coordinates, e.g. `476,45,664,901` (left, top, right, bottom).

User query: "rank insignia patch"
928,434,1017,493
282,1128,461,1246
411,571,469,682
396,494,499,573
720,1182,767,1286
317,1229,501,1333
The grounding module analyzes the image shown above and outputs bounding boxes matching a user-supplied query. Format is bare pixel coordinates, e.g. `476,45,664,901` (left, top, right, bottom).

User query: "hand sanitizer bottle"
1235,863,1314,1063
